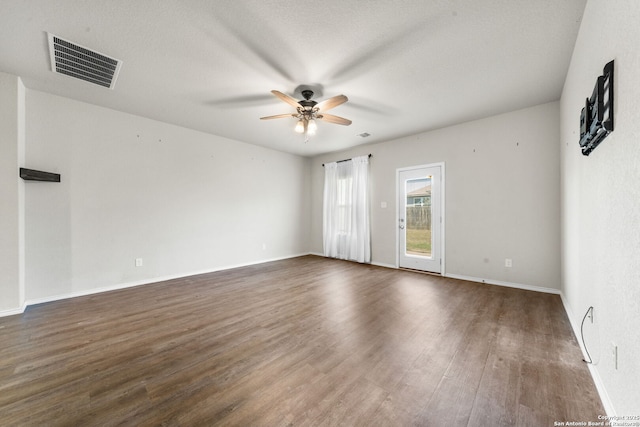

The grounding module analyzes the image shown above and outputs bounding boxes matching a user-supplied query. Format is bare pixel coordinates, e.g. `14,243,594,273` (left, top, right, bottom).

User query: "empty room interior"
1,0,639,425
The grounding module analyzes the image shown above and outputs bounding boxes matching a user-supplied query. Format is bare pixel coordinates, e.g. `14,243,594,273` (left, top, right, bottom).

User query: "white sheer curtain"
323,155,371,263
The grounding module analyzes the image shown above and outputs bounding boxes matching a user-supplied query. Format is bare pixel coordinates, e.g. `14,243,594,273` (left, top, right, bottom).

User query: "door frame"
395,162,446,275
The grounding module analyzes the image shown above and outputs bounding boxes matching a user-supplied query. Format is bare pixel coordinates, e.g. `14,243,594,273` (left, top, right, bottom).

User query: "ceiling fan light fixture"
295,119,305,133
307,119,317,135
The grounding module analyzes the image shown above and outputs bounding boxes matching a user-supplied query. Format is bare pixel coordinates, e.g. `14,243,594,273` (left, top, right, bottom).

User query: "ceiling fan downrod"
298,90,318,108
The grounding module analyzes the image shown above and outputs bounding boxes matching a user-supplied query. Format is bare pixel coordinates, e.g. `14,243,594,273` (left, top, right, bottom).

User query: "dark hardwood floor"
0,255,604,426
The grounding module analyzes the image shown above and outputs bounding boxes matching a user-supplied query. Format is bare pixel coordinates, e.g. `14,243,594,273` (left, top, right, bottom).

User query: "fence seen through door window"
405,176,432,257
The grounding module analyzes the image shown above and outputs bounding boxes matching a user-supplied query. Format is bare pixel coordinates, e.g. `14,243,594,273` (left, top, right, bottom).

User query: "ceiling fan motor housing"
299,90,317,108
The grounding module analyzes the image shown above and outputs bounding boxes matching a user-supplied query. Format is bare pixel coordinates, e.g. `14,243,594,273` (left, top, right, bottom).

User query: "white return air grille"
48,33,122,89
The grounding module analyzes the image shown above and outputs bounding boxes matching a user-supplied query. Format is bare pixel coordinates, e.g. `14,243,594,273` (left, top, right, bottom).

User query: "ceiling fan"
260,89,352,137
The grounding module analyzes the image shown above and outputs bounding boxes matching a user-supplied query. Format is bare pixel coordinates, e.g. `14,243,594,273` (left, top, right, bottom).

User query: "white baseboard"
445,273,561,295
308,252,396,268
3,253,311,317
0,302,28,318
560,294,616,416
585,362,616,417
371,261,397,269
311,256,562,295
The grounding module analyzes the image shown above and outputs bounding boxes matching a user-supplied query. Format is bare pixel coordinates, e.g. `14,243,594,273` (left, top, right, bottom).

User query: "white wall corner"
17,76,26,307
0,72,26,313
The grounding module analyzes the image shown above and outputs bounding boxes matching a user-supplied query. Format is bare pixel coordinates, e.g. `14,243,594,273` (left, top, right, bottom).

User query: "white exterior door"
398,164,443,273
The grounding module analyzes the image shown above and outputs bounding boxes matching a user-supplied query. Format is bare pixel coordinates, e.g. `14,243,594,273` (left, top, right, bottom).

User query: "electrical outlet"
505,258,512,268
611,343,618,370
135,258,143,267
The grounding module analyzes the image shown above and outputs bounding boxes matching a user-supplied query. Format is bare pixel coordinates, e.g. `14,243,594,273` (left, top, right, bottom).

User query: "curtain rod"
322,154,372,167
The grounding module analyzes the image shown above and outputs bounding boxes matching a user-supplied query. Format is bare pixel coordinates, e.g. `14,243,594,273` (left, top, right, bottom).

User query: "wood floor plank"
0,255,604,425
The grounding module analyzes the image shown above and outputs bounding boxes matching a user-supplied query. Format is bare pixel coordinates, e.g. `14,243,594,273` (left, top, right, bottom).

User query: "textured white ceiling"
0,0,586,156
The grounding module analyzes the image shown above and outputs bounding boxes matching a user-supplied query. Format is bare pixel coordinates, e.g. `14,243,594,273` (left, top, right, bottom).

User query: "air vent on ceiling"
47,33,122,89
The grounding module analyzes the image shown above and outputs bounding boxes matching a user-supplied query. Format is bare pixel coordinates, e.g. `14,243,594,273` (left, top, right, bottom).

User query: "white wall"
560,0,640,415
24,90,310,303
0,72,25,314
310,102,561,291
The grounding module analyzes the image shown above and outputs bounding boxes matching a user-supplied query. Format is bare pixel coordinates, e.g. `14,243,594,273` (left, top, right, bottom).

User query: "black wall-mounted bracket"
19,168,61,182
579,60,614,156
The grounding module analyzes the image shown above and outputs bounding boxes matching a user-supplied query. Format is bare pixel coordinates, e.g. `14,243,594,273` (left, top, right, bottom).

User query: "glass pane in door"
405,176,432,257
